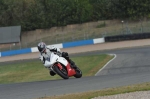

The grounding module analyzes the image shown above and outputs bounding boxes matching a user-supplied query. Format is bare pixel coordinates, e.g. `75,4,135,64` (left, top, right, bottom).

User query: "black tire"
53,65,69,79
74,67,82,78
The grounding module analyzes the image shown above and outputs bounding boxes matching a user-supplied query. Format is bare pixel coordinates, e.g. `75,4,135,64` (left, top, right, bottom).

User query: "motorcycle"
45,52,82,79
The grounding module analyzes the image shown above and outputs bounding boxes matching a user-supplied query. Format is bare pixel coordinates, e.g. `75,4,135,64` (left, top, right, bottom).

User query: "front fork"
49,63,63,74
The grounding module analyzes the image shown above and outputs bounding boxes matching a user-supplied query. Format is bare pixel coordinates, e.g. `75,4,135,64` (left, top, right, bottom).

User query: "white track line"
95,54,117,76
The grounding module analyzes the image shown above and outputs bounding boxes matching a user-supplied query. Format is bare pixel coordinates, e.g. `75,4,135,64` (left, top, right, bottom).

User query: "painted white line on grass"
95,54,117,76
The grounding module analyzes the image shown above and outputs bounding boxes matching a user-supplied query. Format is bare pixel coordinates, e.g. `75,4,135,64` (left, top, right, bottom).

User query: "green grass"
42,82,150,99
0,54,113,84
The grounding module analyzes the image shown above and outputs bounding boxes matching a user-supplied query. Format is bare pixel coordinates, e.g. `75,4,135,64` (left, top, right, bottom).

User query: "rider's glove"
39,56,45,64
39,56,43,61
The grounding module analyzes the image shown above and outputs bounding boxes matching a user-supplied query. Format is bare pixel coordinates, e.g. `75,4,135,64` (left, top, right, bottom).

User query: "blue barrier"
0,38,104,57
63,39,94,48
1,48,31,57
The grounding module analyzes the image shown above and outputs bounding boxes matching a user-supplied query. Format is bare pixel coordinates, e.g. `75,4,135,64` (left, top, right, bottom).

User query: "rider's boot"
49,70,56,76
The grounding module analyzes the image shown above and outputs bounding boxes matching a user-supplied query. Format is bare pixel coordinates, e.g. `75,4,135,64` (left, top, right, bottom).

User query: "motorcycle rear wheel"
54,65,69,79
74,67,82,78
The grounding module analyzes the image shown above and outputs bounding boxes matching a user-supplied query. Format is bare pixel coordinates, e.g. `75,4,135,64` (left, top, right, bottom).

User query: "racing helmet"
37,42,46,53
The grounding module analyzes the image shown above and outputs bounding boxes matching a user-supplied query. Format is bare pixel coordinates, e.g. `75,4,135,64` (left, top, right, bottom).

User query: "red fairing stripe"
66,63,76,76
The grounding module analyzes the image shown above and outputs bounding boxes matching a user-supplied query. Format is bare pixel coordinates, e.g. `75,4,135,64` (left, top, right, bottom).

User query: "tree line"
0,0,150,31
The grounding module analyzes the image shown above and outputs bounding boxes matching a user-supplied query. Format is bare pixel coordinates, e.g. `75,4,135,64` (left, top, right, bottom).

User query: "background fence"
0,20,150,52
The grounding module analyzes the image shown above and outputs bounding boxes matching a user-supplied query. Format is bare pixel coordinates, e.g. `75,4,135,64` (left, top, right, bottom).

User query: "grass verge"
0,54,113,84
42,82,150,99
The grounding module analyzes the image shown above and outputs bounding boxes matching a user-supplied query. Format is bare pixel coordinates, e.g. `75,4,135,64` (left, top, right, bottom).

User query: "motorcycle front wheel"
54,65,69,79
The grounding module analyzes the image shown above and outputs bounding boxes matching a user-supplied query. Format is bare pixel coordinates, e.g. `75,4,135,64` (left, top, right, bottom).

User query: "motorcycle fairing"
66,63,76,77
56,57,68,66
57,57,76,76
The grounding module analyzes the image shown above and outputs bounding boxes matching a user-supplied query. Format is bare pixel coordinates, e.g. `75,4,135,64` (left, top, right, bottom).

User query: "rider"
37,42,77,76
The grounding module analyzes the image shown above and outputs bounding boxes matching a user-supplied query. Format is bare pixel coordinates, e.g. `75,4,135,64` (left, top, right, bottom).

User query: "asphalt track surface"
1,46,150,99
